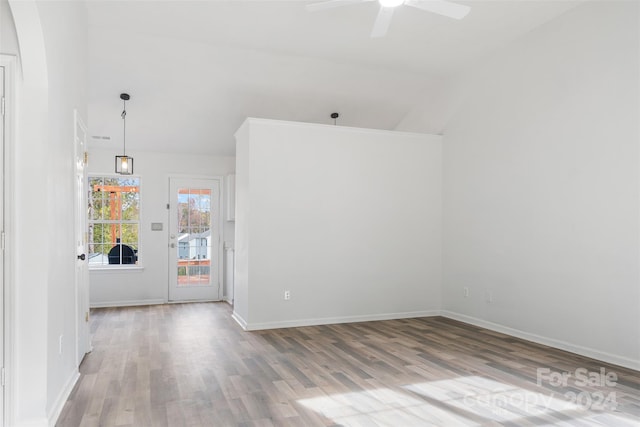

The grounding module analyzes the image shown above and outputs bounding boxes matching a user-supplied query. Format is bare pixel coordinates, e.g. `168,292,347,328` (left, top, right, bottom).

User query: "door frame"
0,54,17,427
167,175,224,302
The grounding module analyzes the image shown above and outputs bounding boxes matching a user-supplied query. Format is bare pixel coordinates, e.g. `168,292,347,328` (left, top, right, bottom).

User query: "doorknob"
77,253,86,261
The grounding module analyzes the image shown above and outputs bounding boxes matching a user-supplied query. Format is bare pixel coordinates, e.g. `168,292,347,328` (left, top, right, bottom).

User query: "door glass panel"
176,188,212,286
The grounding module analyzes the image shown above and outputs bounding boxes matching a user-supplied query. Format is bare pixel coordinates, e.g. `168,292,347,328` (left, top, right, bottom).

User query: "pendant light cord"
121,100,127,156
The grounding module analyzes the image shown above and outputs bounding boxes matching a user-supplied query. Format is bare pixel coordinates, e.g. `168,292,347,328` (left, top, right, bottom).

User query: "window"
88,176,140,266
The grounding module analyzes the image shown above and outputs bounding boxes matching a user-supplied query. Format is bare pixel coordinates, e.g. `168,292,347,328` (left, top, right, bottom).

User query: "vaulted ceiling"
87,0,581,156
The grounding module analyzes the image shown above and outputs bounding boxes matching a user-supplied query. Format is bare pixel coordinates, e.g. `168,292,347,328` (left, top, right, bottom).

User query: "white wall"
39,1,90,421
234,118,442,330
1,0,19,57
5,0,90,425
87,149,235,307
233,124,250,323
400,1,640,369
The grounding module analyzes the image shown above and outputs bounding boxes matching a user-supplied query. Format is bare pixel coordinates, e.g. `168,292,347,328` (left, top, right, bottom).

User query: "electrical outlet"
284,290,291,300
463,287,470,298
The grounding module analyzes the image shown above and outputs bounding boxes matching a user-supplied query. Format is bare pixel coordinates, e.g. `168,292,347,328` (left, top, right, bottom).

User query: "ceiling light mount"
115,93,134,175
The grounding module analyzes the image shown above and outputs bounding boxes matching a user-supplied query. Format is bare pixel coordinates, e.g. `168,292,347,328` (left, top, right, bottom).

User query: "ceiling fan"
306,0,470,38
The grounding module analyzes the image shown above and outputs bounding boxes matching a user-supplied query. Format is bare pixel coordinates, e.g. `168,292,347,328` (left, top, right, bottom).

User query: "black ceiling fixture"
115,93,134,175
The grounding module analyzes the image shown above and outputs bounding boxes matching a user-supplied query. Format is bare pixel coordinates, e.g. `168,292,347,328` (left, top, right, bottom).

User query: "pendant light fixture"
115,93,134,174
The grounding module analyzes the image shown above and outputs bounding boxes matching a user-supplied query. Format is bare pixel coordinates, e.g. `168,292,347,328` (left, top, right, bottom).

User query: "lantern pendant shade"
116,93,134,175
115,155,133,174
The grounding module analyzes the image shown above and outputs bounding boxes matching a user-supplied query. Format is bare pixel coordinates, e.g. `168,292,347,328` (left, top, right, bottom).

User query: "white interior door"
74,110,90,364
0,63,6,426
168,177,221,301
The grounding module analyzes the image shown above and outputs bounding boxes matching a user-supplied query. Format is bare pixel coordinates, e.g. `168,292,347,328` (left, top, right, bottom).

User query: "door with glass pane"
168,178,221,301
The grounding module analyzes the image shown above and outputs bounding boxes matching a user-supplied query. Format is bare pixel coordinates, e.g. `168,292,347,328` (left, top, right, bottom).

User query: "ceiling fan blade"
404,0,470,20
306,0,372,12
371,6,395,38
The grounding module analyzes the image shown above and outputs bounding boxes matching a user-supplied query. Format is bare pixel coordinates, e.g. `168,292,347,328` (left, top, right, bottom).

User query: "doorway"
168,177,222,301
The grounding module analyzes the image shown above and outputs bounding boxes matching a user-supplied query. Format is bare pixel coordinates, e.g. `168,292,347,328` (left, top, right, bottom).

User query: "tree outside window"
88,176,140,266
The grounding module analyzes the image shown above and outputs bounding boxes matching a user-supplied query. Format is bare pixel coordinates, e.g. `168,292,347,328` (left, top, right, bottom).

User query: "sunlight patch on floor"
404,376,580,423
297,375,635,426
298,387,475,426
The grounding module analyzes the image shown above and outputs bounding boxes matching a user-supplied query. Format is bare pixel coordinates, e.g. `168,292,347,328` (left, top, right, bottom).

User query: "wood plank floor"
57,303,640,426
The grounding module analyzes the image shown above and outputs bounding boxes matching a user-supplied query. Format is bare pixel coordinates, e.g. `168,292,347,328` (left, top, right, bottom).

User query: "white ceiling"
87,0,581,156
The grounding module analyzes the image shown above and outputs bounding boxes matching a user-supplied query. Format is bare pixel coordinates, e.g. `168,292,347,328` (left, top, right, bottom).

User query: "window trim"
89,265,145,273
88,174,142,269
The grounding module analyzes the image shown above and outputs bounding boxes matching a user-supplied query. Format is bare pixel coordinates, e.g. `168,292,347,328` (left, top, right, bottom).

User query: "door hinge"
85,311,89,322
166,203,170,210
1,97,5,117
1,367,5,387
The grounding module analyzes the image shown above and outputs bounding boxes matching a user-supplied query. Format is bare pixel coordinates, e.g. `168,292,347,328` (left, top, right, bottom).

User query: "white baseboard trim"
90,299,166,308
167,299,220,304
441,310,640,371
47,370,80,427
232,311,248,330
241,310,441,331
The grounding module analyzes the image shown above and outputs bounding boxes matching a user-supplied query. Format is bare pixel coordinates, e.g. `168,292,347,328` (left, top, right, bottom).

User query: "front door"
168,177,221,301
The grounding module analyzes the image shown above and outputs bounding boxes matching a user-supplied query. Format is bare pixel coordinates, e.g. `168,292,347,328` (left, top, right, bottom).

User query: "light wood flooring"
57,303,640,426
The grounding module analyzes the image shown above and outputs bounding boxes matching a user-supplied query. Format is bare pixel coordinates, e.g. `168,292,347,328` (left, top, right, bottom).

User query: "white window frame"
87,174,141,269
